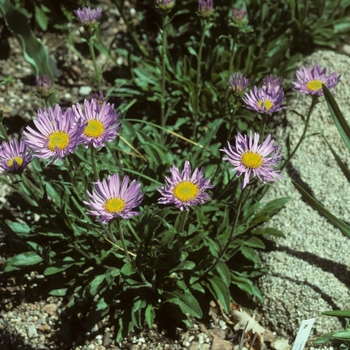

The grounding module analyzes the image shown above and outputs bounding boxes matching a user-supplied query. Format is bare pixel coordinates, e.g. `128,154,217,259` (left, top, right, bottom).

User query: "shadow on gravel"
0,328,36,350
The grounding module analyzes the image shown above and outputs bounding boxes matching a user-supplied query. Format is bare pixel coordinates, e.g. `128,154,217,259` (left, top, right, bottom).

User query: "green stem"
160,14,169,144
259,113,268,140
0,110,9,142
19,173,92,262
88,35,102,89
90,145,99,181
206,186,248,274
193,20,210,139
64,157,79,188
116,219,152,288
227,99,238,141
113,0,149,57
176,210,188,257
280,96,318,172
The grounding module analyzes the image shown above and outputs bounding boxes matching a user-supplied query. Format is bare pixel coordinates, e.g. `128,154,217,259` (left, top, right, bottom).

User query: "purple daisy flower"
84,173,143,223
221,132,282,189
229,73,250,97
0,139,32,172
292,64,340,96
243,84,285,114
198,0,214,16
158,161,214,211
72,98,121,148
22,105,85,163
74,7,102,24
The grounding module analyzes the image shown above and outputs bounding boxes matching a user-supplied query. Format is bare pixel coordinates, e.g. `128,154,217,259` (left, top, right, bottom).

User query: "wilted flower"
74,7,102,24
292,64,340,96
0,139,32,173
158,161,214,211
198,0,214,17
84,173,143,223
243,84,285,114
263,75,283,89
36,74,53,99
72,98,121,148
229,73,250,97
221,132,282,189
231,8,247,26
22,105,85,163
90,90,108,107
155,0,175,13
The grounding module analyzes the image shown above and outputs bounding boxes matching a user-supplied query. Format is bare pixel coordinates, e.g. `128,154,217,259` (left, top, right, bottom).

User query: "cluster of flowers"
0,63,340,225
0,103,281,225
230,64,340,114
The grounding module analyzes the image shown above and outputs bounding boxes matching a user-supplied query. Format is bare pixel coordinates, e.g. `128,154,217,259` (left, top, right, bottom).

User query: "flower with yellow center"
7,157,23,168
306,80,322,93
158,161,214,211
221,132,282,189
104,197,126,214
243,85,285,115
0,139,32,173
22,104,85,163
293,64,340,96
257,99,273,112
72,98,121,148
47,131,70,151
85,173,143,223
173,181,199,202
241,151,263,169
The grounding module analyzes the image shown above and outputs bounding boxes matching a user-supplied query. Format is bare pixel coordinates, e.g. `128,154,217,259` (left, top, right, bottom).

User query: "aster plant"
22,105,85,164
243,84,285,115
292,64,340,96
84,173,143,223
221,132,282,189
158,160,214,211
0,138,32,173
74,6,102,25
282,64,341,171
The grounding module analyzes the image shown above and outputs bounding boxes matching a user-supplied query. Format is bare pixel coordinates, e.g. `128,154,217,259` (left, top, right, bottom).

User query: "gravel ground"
256,50,350,343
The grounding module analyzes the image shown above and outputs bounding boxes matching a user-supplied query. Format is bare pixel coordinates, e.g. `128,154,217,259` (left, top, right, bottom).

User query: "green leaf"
145,304,155,328
34,5,48,31
322,310,350,317
292,180,350,238
89,274,106,296
244,236,265,249
332,331,350,340
49,288,68,296
163,291,203,318
170,260,196,273
251,227,286,238
215,261,231,288
231,272,263,300
4,251,43,272
207,275,231,313
323,83,350,152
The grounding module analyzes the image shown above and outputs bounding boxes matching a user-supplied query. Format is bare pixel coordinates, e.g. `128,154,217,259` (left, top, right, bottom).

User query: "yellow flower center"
84,120,105,138
173,181,199,202
257,99,273,111
306,79,322,92
7,157,23,167
104,197,126,213
47,131,70,151
241,151,263,169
